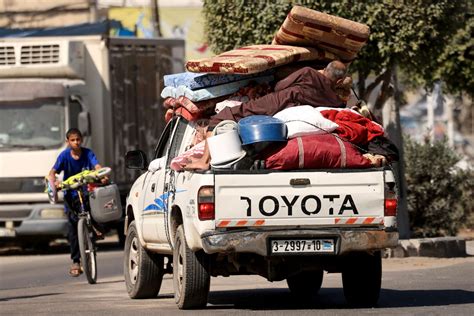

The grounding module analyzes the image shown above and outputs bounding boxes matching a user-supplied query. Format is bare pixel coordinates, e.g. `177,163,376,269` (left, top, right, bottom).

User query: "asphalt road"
1,245,473,315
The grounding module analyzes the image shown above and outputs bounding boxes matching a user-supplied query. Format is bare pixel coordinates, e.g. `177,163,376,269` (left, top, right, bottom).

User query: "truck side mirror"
78,111,90,136
125,150,148,170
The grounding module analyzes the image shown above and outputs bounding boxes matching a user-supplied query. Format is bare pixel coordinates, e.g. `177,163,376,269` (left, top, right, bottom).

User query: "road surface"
1,244,473,315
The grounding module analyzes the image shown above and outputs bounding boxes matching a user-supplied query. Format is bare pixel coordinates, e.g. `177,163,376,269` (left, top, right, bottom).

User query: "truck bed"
214,168,389,228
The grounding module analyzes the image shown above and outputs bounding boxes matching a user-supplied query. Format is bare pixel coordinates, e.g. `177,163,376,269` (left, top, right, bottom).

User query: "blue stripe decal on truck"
143,189,186,213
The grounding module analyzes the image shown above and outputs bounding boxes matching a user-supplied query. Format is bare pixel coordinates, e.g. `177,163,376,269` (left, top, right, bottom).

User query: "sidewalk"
385,236,474,258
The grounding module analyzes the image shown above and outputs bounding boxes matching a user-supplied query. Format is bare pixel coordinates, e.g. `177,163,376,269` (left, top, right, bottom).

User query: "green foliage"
202,0,472,97
404,137,473,237
436,11,474,97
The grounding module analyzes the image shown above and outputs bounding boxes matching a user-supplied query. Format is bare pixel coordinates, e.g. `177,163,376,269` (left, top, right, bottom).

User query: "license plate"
0,228,16,237
270,238,335,254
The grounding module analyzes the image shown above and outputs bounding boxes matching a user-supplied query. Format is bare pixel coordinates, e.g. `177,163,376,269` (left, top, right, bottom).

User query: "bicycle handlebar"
60,167,112,191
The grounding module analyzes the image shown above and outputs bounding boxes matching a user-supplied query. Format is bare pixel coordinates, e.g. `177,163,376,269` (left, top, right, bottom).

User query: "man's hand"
363,153,387,167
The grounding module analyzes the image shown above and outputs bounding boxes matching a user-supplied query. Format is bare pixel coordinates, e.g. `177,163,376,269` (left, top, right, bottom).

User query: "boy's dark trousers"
65,196,81,264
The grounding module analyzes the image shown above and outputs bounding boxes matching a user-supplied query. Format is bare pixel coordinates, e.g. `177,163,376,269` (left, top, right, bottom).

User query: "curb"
384,237,474,258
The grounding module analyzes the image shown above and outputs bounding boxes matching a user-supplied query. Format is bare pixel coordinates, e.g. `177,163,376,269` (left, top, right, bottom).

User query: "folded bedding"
161,75,274,102
163,70,274,90
186,44,336,74
320,109,384,145
163,96,227,114
272,6,370,61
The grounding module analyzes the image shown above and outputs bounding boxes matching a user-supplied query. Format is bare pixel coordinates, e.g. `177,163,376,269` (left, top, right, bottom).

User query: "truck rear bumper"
201,229,399,256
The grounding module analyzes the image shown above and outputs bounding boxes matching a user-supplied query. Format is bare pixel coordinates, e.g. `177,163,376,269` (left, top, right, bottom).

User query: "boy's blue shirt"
53,147,99,211
53,147,99,180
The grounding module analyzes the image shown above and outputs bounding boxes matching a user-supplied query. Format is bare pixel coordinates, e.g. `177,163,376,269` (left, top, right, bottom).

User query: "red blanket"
320,109,384,145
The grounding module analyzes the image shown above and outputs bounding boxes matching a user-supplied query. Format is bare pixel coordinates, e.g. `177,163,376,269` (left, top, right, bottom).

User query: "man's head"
66,128,82,150
322,60,347,86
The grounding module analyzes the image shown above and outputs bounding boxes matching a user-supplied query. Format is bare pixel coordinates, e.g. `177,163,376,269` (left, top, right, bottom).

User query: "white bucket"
207,129,246,166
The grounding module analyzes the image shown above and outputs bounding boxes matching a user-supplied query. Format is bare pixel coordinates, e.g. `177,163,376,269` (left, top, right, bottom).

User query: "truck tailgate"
214,170,386,228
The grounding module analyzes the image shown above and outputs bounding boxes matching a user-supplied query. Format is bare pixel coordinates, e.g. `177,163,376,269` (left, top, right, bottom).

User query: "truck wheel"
342,251,382,307
286,270,324,299
124,221,164,299
173,225,210,309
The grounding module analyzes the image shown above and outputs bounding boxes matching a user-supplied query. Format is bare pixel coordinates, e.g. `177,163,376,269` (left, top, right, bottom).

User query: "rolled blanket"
163,96,227,114
165,107,201,123
170,141,206,172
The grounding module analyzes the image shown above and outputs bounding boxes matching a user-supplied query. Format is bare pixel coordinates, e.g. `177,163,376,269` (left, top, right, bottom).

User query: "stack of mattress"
185,44,336,74
272,6,370,62
161,70,275,123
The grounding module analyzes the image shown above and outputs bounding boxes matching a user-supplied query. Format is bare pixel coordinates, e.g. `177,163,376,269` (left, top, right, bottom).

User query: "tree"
202,0,471,238
404,137,473,237
203,0,470,115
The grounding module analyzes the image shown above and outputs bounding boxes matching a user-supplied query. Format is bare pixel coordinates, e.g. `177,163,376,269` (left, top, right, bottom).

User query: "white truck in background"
0,35,184,248
123,116,399,309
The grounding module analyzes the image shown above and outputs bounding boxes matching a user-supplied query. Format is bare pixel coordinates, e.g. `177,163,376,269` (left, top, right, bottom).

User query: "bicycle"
47,167,112,284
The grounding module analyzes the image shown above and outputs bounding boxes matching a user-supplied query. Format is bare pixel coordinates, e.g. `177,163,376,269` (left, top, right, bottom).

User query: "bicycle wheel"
78,218,97,284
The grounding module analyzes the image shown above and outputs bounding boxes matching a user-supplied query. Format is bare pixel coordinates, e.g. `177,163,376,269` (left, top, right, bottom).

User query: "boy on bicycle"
48,128,107,277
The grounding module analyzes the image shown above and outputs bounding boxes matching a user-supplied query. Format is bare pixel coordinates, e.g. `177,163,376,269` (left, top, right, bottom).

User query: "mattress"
163,70,274,90
160,75,274,101
185,44,336,74
272,6,370,61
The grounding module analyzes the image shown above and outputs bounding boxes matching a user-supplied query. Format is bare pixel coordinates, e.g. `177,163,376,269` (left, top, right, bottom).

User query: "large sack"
264,133,371,170
274,105,339,138
186,44,336,74
272,6,370,62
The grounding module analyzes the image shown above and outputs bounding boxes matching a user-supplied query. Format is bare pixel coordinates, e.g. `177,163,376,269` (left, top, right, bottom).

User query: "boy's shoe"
69,263,82,277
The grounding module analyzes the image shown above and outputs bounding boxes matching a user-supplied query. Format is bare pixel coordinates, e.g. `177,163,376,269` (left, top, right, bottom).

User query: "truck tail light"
384,198,397,216
198,186,214,220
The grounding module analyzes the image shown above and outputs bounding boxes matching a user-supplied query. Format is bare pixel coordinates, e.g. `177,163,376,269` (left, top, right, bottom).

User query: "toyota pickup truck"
123,116,399,309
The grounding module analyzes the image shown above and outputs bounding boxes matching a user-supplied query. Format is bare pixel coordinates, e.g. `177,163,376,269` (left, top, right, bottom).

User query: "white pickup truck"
123,116,399,309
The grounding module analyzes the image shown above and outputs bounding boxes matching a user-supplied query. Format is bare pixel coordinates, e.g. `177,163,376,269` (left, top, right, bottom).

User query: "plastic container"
207,129,246,166
89,184,122,223
238,115,287,145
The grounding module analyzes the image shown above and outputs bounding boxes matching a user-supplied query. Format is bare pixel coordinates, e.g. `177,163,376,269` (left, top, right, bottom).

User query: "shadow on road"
0,240,122,256
378,288,474,308
206,287,474,310
0,293,61,302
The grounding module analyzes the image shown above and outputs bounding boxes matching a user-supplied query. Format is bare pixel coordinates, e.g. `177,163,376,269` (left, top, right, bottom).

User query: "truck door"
140,120,173,244
140,117,187,244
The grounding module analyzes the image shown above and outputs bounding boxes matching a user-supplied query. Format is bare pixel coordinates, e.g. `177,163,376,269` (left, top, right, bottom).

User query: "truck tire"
342,251,382,307
173,225,210,309
286,269,324,299
124,221,164,299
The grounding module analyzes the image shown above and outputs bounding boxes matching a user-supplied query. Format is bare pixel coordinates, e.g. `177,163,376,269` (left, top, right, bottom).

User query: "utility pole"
150,0,162,37
89,0,98,23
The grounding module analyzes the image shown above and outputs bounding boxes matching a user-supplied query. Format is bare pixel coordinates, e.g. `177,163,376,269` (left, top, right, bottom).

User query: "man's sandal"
69,263,82,277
